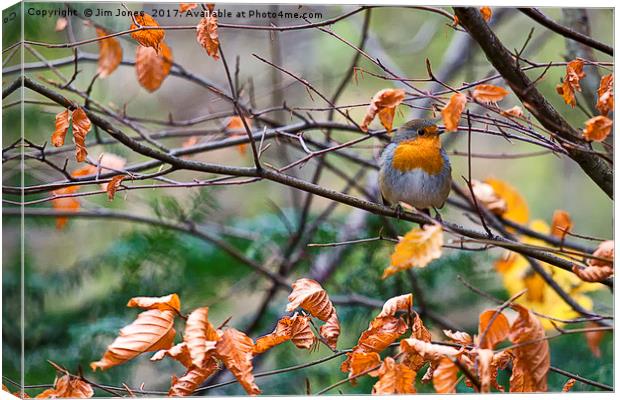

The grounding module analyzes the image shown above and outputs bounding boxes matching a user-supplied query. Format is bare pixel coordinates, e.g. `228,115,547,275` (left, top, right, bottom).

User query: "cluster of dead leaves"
85,279,339,396
384,223,444,278
51,107,92,162
360,88,406,133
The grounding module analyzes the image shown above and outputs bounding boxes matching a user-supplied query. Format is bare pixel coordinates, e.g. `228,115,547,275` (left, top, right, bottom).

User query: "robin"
378,118,452,218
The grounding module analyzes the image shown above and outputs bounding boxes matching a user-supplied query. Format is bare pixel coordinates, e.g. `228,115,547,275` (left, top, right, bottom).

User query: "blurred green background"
2,2,613,395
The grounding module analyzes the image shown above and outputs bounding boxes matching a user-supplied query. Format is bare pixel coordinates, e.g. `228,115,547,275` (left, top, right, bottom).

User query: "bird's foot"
394,203,404,221
433,207,443,223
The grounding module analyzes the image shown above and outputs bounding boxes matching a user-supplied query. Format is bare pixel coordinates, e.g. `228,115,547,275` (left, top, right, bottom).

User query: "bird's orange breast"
391,137,444,175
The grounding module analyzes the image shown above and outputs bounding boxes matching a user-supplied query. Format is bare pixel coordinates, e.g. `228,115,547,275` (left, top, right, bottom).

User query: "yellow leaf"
478,309,510,349
196,15,220,60
215,328,261,395
384,223,443,278
485,178,529,226
51,109,70,147
582,115,613,142
360,88,406,132
130,14,165,52
441,92,467,132
471,179,507,215
96,28,122,78
372,357,416,394
472,84,509,103
135,42,173,92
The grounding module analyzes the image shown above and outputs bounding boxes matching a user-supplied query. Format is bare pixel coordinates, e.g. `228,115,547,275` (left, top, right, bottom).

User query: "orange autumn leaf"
508,304,550,392
106,175,126,201
479,6,492,21
319,311,340,350
596,74,614,116
384,223,443,278
441,92,467,132
377,293,413,318
550,210,572,239
136,42,173,92
55,17,68,32
215,328,261,395
183,307,220,368
35,374,93,398
127,293,181,313
96,28,122,78
556,81,576,108
584,321,605,358
179,3,198,12
349,351,382,378
196,15,220,60
476,348,495,393
432,357,458,393
400,312,432,373
51,109,70,147
582,115,613,142
71,165,97,178
90,309,176,371
51,186,80,230
443,329,472,346
168,362,218,396
151,342,193,368
226,115,252,154
501,105,524,118
557,59,586,108
130,14,165,52
471,179,507,215
485,178,529,226
253,314,313,354
286,278,334,321
72,107,91,162
472,84,509,103
478,309,510,349
562,378,577,392
400,338,460,363
360,88,406,132
372,357,416,394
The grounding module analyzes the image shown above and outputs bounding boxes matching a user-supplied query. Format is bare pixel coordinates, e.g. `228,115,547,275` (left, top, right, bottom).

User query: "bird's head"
392,118,444,144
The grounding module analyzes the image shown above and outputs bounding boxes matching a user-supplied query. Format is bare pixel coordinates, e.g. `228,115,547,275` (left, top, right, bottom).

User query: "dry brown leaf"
151,342,193,368
90,309,176,371
106,175,126,200
557,59,586,107
360,88,406,132
319,310,340,350
96,28,122,78
168,361,218,396
184,307,220,368
582,115,613,142
432,357,458,393
253,314,314,354
52,109,70,147
71,165,97,178
400,338,460,362
584,321,604,358
377,293,413,318
480,7,492,21
51,186,80,230
179,3,198,12
55,17,68,32
226,116,252,154
561,378,576,392
550,210,572,239
196,15,219,60
349,352,382,379
130,14,165,52
289,315,316,349
472,84,509,103
286,278,334,321
341,315,407,373
384,223,443,278
443,329,472,346
476,348,494,393
501,105,524,118
556,81,576,108
478,309,510,349
441,92,467,132
71,107,91,162
596,74,614,116
372,357,416,394
401,312,432,372
127,293,181,313
485,178,529,226
36,374,93,398
471,179,507,215
135,42,173,92
508,304,549,392
215,328,261,395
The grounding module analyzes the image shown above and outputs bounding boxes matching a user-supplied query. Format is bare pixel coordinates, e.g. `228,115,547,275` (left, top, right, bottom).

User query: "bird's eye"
417,129,425,136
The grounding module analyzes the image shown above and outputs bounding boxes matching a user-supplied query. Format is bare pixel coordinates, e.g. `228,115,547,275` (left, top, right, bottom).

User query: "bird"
378,118,452,219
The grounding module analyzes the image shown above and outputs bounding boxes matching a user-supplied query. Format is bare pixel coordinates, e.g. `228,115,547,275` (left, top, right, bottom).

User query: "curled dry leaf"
562,378,577,392
501,105,524,118
584,321,605,358
443,329,472,346
55,17,68,32
319,311,340,350
106,175,127,200
168,361,218,396
441,92,467,132
377,293,413,318
51,186,80,230
286,278,334,321
471,179,507,215
96,28,122,78
36,374,93,398
478,309,510,349
479,6,492,21
550,210,572,239
508,304,550,392
196,15,220,60
401,312,432,372
596,74,614,116
349,351,382,379
215,328,261,395
253,314,314,354
136,42,173,92
184,307,220,368
90,309,176,371
400,338,460,363
52,109,70,147
341,316,407,374
556,59,586,108
432,357,458,394
485,178,529,226
130,14,165,52
127,293,181,313
384,223,443,278
179,3,198,12
360,88,406,133
582,115,613,142
372,357,416,394
71,107,91,162
472,84,509,103
151,342,193,368
476,348,494,393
